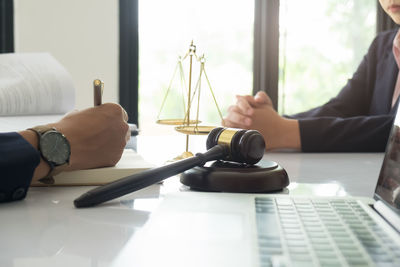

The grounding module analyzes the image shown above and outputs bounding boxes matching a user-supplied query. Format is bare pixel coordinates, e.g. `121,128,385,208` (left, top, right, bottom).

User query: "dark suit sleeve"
299,115,393,152
287,30,396,152
0,132,40,202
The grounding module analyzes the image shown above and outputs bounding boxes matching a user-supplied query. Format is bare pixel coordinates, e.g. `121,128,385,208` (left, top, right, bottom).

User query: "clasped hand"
222,91,301,151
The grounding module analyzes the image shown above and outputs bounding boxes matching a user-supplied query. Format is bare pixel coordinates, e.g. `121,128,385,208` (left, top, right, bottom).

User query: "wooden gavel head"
206,127,265,165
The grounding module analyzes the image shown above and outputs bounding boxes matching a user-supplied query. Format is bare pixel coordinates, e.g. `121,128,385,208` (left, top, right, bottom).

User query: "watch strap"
29,125,55,135
38,163,69,185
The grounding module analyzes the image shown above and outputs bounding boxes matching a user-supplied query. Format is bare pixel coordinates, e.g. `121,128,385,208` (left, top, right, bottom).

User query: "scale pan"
175,125,215,135
156,119,201,125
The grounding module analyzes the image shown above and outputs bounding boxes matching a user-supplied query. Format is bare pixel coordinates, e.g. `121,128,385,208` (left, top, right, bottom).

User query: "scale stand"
156,41,224,160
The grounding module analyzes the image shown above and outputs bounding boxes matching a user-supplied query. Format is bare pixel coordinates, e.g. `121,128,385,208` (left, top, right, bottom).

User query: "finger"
254,91,272,105
125,126,131,142
122,109,129,122
238,94,265,108
225,106,252,127
235,96,254,115
221,118,244,128
223,117,250,129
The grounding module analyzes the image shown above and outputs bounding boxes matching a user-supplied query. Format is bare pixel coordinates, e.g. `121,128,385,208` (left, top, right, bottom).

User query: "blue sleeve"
0,132,40,202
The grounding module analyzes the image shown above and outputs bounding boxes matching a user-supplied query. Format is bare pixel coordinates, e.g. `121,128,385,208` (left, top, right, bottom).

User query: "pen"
93,79,104,106
93,79,139,135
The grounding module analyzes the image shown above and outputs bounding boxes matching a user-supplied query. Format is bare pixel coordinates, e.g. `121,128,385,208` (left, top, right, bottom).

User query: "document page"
0,53,75,115
0,114,64,132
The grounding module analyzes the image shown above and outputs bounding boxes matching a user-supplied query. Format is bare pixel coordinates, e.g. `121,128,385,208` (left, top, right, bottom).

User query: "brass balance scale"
154,42,289,193
156,41,224,159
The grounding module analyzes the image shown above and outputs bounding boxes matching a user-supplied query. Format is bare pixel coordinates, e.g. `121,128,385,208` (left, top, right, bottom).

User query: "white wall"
14,0,119,110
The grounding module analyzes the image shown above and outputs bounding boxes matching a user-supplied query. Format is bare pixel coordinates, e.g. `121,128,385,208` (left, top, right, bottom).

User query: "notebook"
125,109,400,266
31,149,154,186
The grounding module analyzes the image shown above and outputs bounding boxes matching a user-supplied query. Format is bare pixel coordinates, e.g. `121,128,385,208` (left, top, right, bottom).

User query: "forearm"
280,118,301,150
247,105,301,151
18,130,51,183
262,118,301,151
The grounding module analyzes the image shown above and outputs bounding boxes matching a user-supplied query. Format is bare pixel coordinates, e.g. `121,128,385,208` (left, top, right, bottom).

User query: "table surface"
0,135,385,267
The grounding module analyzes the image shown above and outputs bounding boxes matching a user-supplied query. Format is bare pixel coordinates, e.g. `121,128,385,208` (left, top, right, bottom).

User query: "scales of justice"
155,41,289,193
156,41,224,159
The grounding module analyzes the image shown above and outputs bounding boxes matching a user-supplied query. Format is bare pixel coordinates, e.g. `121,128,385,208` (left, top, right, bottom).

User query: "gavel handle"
74,145,227,208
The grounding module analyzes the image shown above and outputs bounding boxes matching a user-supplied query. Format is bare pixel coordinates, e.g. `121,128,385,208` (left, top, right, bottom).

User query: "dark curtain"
0,0,14,53
119,0,139,126
377,1,397,33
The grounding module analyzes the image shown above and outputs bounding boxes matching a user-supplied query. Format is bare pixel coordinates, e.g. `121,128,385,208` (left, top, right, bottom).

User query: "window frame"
253,0,280,109
0,0,14,53
119,0,139,125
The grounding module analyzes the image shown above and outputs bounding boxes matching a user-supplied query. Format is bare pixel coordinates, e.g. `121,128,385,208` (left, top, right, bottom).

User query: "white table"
266,152,384,198
0,151,384,267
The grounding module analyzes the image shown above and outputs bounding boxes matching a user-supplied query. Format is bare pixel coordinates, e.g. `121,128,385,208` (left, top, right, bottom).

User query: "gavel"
74,127,266,208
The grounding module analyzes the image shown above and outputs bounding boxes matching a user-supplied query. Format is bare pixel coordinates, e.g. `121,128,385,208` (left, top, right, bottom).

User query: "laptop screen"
375,107,400,214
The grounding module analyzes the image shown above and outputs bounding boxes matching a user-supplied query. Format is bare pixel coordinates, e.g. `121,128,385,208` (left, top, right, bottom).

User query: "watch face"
40,131,71,165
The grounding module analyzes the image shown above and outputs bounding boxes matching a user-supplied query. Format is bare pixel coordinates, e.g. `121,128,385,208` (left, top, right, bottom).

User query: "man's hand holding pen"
44,80,130,172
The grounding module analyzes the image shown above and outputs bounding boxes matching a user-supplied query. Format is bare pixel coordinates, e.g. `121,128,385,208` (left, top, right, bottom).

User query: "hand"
51,103,130,171
223,91,273,129
243,90,274,107
20,103,130,182
223,91,300,150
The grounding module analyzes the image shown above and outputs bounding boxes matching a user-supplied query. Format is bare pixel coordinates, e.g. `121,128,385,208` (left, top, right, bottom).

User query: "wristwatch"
28,125,71,184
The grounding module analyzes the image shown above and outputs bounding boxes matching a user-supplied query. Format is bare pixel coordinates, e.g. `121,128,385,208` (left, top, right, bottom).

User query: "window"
138,0,254,135
138,0,378,134
278,0,377,115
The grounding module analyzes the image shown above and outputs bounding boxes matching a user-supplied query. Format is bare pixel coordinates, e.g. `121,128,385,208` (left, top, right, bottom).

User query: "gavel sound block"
180,127,289,192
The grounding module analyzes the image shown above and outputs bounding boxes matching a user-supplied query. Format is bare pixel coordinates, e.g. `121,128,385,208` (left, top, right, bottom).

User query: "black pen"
73,145,227,208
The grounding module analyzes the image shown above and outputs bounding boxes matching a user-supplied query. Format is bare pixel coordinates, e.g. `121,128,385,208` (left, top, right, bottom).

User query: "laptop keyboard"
255,197,400,267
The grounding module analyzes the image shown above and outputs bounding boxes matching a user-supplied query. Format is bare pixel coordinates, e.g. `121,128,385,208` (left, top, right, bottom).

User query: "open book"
1,53,151,185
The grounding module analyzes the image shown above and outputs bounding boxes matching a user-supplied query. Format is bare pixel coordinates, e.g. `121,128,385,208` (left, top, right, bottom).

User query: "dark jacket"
0,132,40,202
290,29,398,152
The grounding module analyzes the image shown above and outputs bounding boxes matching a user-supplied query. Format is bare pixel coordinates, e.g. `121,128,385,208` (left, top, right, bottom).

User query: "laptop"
125,112,400,267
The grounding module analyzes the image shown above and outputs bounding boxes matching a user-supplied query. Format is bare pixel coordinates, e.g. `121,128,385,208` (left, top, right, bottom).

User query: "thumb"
254,91,273,106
